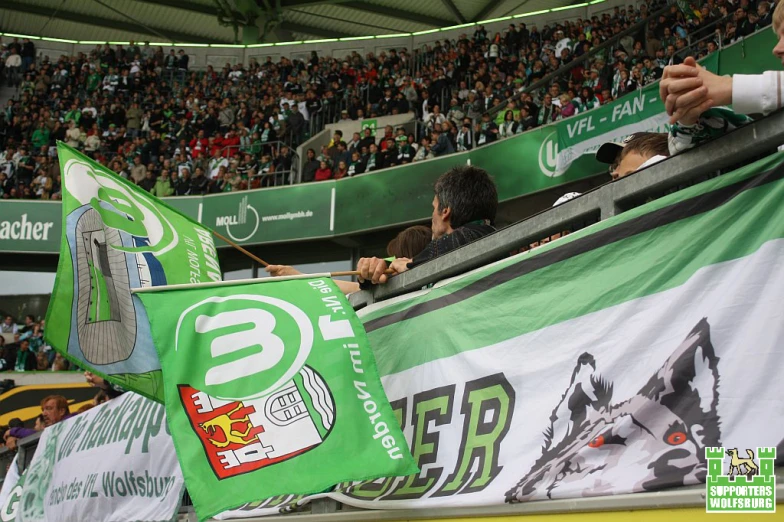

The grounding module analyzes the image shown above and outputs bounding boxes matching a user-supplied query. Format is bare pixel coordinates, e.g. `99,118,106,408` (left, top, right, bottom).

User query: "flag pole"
211,230,270,267
210,230,395,278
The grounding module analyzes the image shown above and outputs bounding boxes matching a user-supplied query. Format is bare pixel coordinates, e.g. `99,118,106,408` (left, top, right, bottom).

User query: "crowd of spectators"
0,314,70,372
0,0,773,194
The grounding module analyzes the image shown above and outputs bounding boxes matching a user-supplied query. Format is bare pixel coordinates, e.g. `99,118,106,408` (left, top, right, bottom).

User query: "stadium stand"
0,1,783,516
0,313,66,371
0,0,761,199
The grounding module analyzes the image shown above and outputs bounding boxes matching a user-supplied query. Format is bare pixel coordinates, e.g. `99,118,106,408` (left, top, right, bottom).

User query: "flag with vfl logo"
136,277,417,520
45,143,222,402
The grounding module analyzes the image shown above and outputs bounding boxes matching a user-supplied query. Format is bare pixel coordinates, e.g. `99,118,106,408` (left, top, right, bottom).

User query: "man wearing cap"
596,132,670,180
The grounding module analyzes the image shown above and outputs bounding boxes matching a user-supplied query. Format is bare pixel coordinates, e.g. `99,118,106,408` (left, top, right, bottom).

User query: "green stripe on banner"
363,152,784,377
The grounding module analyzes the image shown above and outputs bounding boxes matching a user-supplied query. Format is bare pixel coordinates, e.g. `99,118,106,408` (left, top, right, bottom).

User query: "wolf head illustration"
505,318,720,502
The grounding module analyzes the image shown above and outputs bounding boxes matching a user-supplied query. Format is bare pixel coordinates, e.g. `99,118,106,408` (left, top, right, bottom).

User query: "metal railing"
350,108,784,307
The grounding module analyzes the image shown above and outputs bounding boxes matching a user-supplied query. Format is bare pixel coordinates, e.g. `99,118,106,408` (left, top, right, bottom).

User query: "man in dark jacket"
301,148,320,182
357,165,497,284
430,129,456,157
357,127,376,152
287,105,305,146
189,167,209,195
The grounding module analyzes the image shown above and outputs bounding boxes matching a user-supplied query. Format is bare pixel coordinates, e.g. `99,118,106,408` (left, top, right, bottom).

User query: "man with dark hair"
357,165,498,284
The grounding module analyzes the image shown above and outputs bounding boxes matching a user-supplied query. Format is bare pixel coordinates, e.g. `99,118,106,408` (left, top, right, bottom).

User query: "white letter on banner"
318,315,354,341
196,309,284,386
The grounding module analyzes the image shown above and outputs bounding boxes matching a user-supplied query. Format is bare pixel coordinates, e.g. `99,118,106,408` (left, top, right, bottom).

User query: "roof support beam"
277,21,347,39
340,2,454,28
472,0,502,22
135,0,218,16
440,0,467,23
1,0,227,43
276,0,355,7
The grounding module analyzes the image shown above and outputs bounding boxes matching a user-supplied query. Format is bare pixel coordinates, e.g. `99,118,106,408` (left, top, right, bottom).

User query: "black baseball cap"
595,132,644,164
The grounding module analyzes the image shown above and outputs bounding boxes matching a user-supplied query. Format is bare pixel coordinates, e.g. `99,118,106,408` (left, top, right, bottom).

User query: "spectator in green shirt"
31,122,50,150
151,170,174,197
87,70,102,93
64,104,81,125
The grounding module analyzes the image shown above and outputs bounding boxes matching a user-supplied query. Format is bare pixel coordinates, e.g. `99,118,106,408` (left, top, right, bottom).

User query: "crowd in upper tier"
0,0,773,198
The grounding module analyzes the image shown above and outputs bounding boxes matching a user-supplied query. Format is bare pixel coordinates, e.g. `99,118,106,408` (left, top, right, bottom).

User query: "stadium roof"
0,0,586,46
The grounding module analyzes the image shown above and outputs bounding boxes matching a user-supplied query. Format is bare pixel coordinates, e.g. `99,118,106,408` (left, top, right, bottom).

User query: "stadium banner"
0,200,60,254
44,143,222,403
14,392,184,522
0,455,23,521
221,152,784,517
202,183,334,247
135,277,418,520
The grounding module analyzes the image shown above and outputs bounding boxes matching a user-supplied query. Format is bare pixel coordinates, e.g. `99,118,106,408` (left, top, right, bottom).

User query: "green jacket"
151,178,174,197
32,129,50,149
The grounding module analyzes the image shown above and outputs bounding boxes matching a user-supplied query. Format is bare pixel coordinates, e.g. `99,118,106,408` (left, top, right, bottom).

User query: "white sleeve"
732,71,784,115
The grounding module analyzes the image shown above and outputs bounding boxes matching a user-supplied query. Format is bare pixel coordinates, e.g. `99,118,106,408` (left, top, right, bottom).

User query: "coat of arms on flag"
179,365,335,480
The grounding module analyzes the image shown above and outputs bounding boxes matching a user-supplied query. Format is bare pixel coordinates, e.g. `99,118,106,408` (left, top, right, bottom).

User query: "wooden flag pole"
211,230,270,267
211,229,395,278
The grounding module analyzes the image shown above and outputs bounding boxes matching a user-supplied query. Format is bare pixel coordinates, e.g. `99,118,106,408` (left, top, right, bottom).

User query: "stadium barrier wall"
0,29,779,255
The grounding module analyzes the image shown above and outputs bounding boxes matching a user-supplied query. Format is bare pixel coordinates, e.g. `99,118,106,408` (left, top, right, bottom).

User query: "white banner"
0,455,22,522
329,242,784,511
15,393,184,522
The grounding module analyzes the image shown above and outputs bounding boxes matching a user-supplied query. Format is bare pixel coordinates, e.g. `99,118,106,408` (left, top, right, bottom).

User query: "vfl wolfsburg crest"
136,277,417,519
46,144,221,402
179,365,335,480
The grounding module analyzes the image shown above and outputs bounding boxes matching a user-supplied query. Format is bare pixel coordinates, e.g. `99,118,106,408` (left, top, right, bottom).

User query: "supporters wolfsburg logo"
137,277,417,519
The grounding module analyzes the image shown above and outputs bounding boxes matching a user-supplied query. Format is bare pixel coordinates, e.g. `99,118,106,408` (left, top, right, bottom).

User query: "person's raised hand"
357,257,390,284
265,265,302,277
84,371,104,388
660,57,704,121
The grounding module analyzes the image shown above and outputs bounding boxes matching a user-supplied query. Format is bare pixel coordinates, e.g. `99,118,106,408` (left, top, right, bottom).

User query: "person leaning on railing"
266,225,432,295
356,165,498,285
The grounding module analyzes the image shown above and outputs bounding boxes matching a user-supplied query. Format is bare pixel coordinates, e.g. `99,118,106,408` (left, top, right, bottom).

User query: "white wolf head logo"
506,318,721,502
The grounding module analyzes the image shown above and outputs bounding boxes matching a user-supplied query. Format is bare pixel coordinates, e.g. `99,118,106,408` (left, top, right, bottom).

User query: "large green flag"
45,143,221,402
136,276,417,520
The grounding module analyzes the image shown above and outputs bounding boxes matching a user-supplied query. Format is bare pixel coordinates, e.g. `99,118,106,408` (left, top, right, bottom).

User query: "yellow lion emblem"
199,404,262,448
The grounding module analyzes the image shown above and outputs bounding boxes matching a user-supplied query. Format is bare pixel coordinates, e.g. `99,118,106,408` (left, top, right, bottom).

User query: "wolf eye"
588,435,605,448
666,431,688,445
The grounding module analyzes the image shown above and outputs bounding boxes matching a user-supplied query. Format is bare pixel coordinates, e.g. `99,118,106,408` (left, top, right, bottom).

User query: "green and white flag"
45,143,221,402
136,277,418,520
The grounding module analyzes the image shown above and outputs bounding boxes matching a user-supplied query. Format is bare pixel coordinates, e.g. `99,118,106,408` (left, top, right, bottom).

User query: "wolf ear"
637,318,721,446
543,352,613,452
